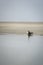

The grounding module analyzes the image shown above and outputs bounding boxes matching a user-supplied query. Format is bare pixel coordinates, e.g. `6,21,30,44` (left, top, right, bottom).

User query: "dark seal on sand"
28,31,33,38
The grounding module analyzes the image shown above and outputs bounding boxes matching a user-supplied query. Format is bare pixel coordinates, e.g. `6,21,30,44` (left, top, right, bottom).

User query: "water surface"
0,34,43,65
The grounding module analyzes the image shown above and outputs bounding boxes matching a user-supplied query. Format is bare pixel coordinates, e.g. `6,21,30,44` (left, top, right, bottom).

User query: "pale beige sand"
0,22,43,35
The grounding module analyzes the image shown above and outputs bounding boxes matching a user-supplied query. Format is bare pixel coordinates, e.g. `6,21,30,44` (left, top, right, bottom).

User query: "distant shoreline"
0,22,43,35
0,21,43,24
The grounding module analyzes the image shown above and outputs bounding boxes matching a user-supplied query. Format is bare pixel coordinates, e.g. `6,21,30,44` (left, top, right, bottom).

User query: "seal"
28,31,33,37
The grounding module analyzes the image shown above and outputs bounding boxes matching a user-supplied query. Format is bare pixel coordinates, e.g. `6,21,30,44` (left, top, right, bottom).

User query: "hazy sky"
0,0,43,22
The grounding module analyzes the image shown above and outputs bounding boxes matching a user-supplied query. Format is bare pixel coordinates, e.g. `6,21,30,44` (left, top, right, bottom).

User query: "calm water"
0,34,43,65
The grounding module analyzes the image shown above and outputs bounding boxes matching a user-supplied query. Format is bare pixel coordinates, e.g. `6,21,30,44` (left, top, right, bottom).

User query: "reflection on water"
0,34,43,65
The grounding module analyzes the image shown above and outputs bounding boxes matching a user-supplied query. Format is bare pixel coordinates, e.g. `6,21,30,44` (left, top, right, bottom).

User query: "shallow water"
0,34,43,65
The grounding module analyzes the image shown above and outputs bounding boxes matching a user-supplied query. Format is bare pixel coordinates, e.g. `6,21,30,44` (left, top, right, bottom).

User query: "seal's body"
28,31,33,37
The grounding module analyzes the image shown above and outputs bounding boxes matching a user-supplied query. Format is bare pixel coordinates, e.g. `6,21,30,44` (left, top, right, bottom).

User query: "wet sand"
0,22,43,35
